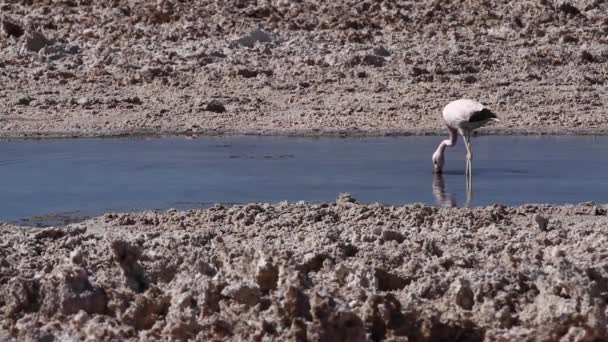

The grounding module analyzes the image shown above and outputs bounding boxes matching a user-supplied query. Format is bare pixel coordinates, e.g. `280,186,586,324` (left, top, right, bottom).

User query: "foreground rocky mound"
1,1,608,137
1,196,607,341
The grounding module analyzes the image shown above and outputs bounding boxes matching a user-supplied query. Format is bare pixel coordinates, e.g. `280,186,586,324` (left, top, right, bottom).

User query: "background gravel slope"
1,0,607,137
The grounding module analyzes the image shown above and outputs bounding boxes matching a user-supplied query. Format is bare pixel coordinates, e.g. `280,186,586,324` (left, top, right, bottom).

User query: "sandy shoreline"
2,197,608,341
3,127,608,141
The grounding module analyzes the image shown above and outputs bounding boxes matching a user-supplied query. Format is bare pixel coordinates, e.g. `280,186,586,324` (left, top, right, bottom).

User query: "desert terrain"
1,0,608,138
2,198,608,341
1,1,608,341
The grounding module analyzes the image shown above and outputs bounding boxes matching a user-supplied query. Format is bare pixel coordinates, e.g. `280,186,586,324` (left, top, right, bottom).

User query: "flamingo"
432,99,499,176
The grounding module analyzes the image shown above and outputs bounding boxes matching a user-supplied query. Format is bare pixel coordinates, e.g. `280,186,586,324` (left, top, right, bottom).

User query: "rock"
464,75,477,83
559,3,581,16
1,17,23,37
77,97,90,106
52,70,76,79
236,68,273,78
209,51,226,58
71,310,90,329
140,66,167,81
124,96,143,105
16,96,34,106
334,265,351,284
337,243,358,258
221,282,261,306
234,28,272,48
111,239,147,292
410,66,429,77
82,29,98,39
495,306,513,328
34,227,85,240
237,68,259,78
580,51,595,63
282,284,311,321
361,294,407,340
40,265,107,316
356,71,368,78
297,253,329,273
560,34,578,44
204,100,226,113
308,294,366,341
361,54,386,67
39,44,80,60
255,256,279,290
120,288,171,331
25,31,52,52
372,46,391,57
534,214,549,231
381,230,405,244
551,247,565,259
3,277,40,318
452,279,474,310
373,268,409,291
336,193,357,204
70,249,84,265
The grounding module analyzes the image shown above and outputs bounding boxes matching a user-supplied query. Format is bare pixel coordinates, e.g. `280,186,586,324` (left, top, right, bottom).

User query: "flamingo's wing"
468,108,496,123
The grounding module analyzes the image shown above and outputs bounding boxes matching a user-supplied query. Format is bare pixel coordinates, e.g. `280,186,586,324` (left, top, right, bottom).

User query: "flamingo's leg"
467,132,473,176
465,171,473,207
462,132,472,176
462,132,473,207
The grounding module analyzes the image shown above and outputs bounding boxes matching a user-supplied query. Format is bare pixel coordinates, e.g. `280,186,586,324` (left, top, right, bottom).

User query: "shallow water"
1,135,607,225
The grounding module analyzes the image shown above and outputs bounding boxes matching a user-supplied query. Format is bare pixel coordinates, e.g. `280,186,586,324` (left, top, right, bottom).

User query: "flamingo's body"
432,99,498,175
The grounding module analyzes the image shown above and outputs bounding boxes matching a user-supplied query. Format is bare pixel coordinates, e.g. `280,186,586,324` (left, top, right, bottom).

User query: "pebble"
534,214,549,231
361,54,385,67
1,17,23,37
452,279,475,310
593,206,606,216
372,46,391,57
16,96,34,106
221,283,261,306
410,66,429,77
381,230,405,244
255,256,279,290
77,97,90,106
25,31,52,52
234,28,273,48
205,100,226,113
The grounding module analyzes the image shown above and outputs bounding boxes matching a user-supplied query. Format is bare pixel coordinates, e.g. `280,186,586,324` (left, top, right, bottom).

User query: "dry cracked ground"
0,0,608,137
1,196,608,341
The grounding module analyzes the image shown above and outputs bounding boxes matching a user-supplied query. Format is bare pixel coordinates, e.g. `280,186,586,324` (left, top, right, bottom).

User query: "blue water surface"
0,135,606,225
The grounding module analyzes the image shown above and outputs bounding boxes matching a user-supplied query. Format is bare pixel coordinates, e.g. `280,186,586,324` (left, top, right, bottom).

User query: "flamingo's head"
432,151,444,173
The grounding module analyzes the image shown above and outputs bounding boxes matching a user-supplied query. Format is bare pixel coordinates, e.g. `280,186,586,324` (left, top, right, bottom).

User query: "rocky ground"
1,195,608,341
1,0,608,138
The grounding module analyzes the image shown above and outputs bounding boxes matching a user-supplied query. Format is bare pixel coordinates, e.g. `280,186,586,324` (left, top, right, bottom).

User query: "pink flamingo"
432,99,499,176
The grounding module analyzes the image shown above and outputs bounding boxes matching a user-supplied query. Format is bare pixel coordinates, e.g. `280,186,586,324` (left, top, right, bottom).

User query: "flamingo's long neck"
433,126,458,172
436,126,457,155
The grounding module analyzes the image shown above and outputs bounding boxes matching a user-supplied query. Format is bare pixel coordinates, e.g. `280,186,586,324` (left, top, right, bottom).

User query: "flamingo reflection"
432,173,473,208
